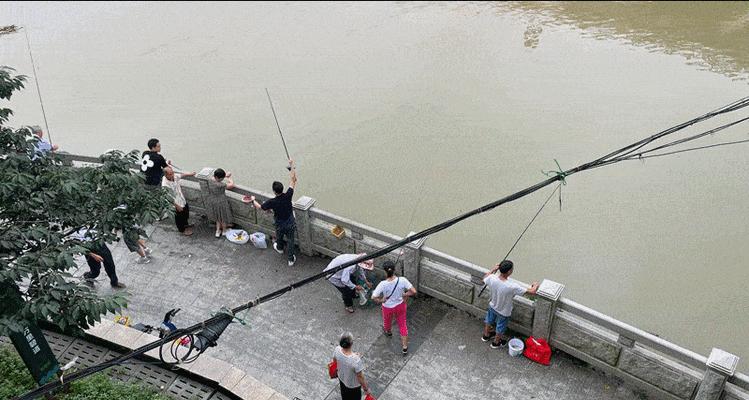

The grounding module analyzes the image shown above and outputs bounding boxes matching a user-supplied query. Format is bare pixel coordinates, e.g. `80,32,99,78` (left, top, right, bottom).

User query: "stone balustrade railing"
63,155,748,400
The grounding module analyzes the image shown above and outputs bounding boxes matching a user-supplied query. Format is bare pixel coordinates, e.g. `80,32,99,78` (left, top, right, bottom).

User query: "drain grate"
166,375,215,400
207,391,235,400
131,363,178,392
60,339,109,368
44,330,74,356
105,357,140,384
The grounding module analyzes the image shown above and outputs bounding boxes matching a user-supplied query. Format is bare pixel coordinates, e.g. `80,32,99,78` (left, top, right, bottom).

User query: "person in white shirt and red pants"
372,261,416,356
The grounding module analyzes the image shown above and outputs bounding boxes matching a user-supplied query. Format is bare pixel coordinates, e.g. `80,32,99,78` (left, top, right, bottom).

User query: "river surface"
2,2,748,368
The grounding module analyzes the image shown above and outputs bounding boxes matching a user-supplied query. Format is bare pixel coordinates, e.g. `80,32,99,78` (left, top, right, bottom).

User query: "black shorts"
124,232,140,253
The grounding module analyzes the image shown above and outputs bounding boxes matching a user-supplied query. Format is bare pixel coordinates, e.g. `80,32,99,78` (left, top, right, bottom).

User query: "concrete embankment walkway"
78,220,645,400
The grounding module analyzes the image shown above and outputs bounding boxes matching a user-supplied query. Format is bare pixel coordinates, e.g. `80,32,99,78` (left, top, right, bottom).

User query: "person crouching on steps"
371,261,416,356
482,259,538,348
206,168,235,238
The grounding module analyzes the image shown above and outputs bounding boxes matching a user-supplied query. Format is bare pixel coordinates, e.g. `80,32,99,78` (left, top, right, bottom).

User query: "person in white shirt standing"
482,260,538,348
163,167,196,236
372,261,416,356
324,253,374,313
332,332,371,400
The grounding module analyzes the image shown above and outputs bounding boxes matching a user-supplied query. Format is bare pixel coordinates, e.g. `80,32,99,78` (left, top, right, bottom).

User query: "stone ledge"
219,366,247,391
182,354,233,385
103,322,144,348
233,374,276,400
84,319,115,338
84,322,286,400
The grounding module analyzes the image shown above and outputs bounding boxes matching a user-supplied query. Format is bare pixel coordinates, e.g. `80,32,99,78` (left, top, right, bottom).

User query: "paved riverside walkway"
77,220,647,400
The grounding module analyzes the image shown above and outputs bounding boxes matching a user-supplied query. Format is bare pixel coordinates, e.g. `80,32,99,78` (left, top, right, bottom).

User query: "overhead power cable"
14,95,749,400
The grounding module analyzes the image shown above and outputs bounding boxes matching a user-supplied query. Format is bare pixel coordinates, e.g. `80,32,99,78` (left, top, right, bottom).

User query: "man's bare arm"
288,159,297,189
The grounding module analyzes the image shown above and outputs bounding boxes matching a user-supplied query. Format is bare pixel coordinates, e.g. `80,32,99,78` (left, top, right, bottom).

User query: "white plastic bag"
250,232,267,249
225,229,250,245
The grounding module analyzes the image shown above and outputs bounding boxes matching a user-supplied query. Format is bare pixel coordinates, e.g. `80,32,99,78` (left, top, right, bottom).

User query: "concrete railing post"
195,167,216,218
402,231,427,290
694,348,739,400
293,196,316,256
532,279,565,340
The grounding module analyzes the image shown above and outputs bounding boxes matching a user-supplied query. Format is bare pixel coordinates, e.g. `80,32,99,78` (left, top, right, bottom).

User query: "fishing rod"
477,183,562,298
15,96,749,400
265,88,292,171
23,27,53,145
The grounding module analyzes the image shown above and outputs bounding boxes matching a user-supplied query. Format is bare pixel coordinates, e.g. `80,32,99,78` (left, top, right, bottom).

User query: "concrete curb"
85,319,287,400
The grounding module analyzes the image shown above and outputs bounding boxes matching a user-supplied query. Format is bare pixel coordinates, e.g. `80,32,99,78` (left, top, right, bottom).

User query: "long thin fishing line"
23,27,52,145
15,96,749,400
590,97,749,166
625,138,749,161
585,116,749,172
622,117,749,159
477,183,561,298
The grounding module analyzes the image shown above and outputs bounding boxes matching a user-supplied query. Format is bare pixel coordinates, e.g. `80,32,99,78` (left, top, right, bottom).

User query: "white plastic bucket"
508,338,524,357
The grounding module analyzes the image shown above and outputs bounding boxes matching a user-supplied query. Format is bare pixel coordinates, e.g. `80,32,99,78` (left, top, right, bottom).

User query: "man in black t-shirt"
141,138,170,190
250,159,298,266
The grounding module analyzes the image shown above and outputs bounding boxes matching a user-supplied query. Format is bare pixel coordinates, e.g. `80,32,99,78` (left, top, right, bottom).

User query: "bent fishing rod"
15,95,749,400
265,88,292,170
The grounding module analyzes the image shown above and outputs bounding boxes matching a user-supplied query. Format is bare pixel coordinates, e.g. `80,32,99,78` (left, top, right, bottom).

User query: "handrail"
420,246,487,278
729,372,749,392
58,153,276,200
309,207,402,245
558,298,707,370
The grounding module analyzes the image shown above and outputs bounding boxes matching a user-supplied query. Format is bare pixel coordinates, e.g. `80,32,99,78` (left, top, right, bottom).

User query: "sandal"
345,307,355,314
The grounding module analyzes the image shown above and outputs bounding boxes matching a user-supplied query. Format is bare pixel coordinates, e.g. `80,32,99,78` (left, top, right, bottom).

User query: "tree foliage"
0,66,172,335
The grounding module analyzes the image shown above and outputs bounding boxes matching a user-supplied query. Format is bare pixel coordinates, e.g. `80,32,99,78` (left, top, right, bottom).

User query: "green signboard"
2,280,60,385
9,322,60,385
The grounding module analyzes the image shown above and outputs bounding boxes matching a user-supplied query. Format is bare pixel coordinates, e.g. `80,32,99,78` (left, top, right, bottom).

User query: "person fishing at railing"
163,166,196,236
371,260,416,356
28,125,58,159
481,260,538,348
249,159,298,267
140,138,171,191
